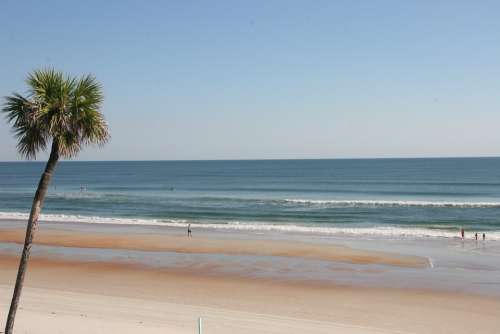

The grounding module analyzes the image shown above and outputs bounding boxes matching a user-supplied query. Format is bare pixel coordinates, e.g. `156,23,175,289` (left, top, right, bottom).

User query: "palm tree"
1,69,109,334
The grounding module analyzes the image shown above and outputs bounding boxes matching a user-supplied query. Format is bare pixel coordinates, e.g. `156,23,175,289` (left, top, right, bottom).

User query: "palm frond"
2,93,47,159
2,69,109,159
70,74,109,146
15,122,48,159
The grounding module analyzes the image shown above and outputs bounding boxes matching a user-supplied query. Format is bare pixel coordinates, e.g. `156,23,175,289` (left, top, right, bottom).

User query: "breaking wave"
1,211,499,241
282,199,500,208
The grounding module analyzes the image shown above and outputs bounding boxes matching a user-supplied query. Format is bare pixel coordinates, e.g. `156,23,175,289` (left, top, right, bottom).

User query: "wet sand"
0,226,428,268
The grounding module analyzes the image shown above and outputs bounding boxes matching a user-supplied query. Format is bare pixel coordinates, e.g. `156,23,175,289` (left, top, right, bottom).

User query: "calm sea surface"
1,158,500,239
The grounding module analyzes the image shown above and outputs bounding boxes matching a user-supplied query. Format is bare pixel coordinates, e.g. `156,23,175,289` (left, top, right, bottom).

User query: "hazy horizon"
1,1,499,161
1,155,500,163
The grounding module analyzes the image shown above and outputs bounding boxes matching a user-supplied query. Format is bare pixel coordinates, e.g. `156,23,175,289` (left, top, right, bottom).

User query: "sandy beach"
1,224,500,333
2,1,500,332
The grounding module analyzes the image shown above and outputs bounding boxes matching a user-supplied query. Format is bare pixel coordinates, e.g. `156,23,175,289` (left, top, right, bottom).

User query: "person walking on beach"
483,233,486,241
187,224,192,238
475,232,478,241
460,227,465,240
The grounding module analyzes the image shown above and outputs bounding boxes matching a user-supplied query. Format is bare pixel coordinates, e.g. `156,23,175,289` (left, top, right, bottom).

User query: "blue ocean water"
1,158,500,239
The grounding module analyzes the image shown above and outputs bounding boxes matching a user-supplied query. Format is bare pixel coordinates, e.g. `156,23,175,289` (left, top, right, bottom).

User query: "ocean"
1,158,500,240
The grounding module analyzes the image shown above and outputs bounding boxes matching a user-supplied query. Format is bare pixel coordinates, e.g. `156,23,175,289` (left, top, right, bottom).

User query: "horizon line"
1,155,500,163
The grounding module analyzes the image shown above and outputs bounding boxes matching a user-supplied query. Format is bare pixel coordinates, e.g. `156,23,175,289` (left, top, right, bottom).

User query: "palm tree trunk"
4,141,59,334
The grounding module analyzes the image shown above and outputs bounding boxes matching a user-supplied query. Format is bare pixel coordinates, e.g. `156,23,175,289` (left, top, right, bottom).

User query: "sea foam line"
0,211,187,226
283,199,500,208
1,211,500,241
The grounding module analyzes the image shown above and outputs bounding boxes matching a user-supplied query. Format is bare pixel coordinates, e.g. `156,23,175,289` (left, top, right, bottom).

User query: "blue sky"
1,0,499,161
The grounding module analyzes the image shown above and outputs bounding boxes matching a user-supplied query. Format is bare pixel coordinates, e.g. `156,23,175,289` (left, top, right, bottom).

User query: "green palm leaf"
2,69,110,159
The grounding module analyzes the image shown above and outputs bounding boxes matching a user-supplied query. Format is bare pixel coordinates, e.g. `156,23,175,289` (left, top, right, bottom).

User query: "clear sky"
1,0,499,161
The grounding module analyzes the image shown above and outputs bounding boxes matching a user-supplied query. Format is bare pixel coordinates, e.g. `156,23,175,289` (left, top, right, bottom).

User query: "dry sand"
0,285,399,334
1,254,500,333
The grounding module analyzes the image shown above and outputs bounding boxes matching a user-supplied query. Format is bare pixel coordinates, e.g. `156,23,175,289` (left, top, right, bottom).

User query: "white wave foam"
1,211,499,241
0,211,187,226
283,199,500,208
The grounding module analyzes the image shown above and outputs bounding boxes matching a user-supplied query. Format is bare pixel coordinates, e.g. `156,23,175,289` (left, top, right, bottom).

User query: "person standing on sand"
475,232,478,241
483,233,486,241
187,224,192,238
460,227,465,240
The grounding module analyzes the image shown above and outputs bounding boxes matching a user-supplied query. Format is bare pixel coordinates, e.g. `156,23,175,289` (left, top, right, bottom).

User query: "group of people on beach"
460,227,485,241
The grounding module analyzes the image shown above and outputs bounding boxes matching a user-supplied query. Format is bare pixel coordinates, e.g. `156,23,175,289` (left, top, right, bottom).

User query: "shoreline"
2,219,500,296
2,212,500,241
